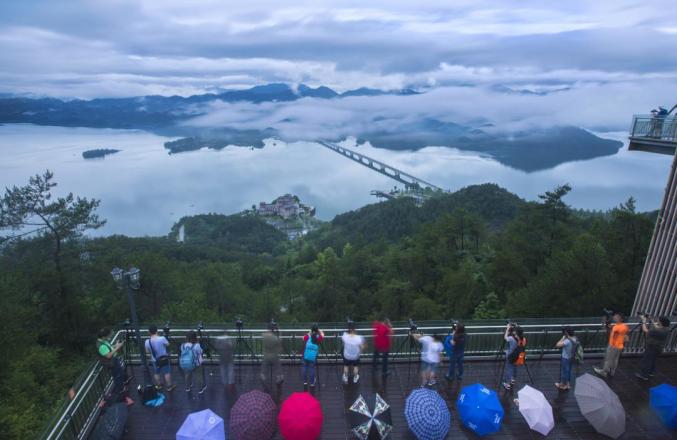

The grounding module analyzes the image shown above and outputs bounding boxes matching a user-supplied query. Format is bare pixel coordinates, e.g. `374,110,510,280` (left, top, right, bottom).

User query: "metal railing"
41,318,677,440
630,114,677,142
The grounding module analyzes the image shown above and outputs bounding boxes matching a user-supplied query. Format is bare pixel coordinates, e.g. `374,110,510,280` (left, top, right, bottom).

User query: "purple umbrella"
230,390,277,440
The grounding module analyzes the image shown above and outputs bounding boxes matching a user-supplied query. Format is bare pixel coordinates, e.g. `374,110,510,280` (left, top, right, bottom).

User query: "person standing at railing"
261,322,284,390
555,326,578,391
444,323,466,381
635,316,671,381
180,331,205,394
342,322,366,384
502,324,525,391
594,312,628,378
412,331,444,387
372,317,392,377
96,327,134,406
213,330,235,392
144,325,176,392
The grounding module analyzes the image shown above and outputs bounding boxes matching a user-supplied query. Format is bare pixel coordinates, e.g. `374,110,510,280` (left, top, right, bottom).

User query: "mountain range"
0,83,623,171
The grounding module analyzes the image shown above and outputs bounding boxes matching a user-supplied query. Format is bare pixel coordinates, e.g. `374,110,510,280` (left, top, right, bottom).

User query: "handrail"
630,114,677,143
41,318,676,440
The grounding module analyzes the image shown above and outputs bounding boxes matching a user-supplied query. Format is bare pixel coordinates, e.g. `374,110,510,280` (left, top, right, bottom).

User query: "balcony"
628,115,677,155
42,318,677,440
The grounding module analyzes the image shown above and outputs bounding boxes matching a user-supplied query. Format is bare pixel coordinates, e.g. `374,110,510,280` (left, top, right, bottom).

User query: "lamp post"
111,267,152,387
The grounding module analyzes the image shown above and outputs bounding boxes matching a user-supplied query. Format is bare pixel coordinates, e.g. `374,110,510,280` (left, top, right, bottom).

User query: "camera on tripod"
235,318,244,331
163,321,171,337
197,321,204,331
602,308,615,325
637,311,651,319
269,319,279,332
346,317,355,329
408,318,418,333
450,320,459,332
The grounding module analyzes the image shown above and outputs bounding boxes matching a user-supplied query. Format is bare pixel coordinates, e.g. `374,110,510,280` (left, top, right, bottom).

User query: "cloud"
0,0,676,98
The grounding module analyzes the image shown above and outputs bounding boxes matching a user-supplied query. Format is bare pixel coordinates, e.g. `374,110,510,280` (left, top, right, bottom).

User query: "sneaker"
502,382,512,391
353,374,360,384
429,379,437,386
303,382,308,387
185,386,191,392
634,372,649,381
310,381,316,388
198,385,207,395
593,367,607,377
154,384,162,391
342,374,348,385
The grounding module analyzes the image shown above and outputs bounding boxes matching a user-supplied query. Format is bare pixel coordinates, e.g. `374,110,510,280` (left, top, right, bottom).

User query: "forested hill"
0,175,656,438
315,184,525,249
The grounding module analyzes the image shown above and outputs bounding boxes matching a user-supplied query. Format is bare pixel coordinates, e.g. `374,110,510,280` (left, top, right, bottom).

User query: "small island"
82,148,120,159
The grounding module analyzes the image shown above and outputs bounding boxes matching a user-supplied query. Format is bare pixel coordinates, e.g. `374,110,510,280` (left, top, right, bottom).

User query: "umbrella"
176,409,225,440
574,373,625,439
404,388,451,440
457,383,504,437
650,383,677,429
278,392,323,440
349,393,392,439
516,385,554,436
230,390,277,440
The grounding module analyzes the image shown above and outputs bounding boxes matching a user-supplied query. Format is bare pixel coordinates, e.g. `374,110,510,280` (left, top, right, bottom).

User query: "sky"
1,0,676,133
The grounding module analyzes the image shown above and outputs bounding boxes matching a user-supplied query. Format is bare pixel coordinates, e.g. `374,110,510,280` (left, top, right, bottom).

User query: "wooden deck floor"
108,356,676,439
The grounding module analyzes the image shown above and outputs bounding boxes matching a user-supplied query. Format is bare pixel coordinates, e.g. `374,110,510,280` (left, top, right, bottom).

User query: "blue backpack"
180,343,197,371
443,335,453,357
304,338,319,362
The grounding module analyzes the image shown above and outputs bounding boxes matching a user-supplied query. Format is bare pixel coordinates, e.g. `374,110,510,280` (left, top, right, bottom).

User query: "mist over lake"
0,123,670,236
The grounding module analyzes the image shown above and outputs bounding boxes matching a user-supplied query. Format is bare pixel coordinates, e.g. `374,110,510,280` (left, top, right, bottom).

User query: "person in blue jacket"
444,323,466,381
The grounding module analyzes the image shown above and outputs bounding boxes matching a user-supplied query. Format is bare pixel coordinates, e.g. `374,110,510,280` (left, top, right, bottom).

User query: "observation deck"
628,115,677,155
42,318,677,439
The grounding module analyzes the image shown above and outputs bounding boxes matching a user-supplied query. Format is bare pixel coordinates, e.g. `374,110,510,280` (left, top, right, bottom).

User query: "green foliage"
0,176,658,437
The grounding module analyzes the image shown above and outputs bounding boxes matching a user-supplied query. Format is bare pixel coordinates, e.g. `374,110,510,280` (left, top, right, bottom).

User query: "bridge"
318,141,446,192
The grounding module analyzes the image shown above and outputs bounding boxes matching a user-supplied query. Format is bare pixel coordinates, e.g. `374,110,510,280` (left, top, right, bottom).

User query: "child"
342,323,366,384
180,331,205,394
302,332,320,388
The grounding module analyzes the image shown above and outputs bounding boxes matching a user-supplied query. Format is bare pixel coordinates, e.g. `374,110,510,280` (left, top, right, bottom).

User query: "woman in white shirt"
413,332,444,387
341,323,366,384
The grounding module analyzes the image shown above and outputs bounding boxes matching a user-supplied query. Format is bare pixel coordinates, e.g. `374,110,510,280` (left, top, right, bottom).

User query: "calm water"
0,124,671,236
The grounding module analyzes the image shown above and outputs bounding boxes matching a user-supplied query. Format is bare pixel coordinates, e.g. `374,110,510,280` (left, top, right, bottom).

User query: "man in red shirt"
372,317,392,376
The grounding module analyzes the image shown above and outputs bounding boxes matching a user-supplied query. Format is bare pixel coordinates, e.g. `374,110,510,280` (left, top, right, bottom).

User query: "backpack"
304,338,319,362
443,335,453,358
574,340,584,364
180,343,197,371
97,340,115,368
509,338,526,365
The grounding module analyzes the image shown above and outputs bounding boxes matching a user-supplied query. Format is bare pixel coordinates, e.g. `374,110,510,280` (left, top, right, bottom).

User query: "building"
257,193,309,219
628,113,677,316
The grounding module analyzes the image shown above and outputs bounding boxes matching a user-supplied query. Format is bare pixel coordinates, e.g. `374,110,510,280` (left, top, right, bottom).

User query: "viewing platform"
628,115,677,155
43,319,677,439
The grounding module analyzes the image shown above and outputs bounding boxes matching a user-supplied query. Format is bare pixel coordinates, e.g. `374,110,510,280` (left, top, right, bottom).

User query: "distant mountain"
0,83,623,171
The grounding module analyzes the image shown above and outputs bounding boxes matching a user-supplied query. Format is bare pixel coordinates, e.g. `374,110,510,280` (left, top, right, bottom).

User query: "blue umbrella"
650,383,677,429
457,383,504,437
404,388,451,440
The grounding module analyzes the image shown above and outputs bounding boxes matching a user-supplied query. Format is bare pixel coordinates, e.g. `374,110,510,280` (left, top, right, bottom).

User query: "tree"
538,184,572,257
473,292,505,319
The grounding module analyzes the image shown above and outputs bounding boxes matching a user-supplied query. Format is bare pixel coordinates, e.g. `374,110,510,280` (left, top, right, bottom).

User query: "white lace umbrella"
517,385,554,436
574,373,626,439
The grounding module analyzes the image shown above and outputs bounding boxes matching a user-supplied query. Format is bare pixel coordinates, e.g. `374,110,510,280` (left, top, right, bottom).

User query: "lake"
0,123,671,237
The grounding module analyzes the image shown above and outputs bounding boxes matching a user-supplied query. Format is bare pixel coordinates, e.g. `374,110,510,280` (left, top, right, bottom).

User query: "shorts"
421,361,438,373
152,362,171,375
343,357,360,367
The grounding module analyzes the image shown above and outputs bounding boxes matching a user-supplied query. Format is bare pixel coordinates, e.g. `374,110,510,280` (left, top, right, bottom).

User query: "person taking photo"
594,312,629,378
444,323,466,381
412,331,444,387
96,327,134,405
555,326,578,390
342,322,366,384
635,315,671,381
372,317,392,376
144,325,175,392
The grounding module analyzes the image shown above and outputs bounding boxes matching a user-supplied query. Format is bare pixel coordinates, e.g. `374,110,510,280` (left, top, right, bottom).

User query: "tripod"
122,323,135,384
196,324,212,391
234,325,255,384
496,337,534,389
393,331,418,386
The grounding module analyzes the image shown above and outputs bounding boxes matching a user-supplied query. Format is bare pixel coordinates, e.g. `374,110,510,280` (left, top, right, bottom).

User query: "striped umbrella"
230,390,277,440
404,388,451,440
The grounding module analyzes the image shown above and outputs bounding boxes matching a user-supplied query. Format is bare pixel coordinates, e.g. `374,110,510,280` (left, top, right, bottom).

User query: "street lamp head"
128,267,141,289
110,267,124,287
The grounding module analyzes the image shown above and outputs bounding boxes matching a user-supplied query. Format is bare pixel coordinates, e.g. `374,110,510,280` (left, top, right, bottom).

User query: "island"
82,148,120,159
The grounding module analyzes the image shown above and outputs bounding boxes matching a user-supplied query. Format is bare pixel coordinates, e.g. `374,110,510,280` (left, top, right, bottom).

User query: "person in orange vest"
502,324,526,390
594,312,629,378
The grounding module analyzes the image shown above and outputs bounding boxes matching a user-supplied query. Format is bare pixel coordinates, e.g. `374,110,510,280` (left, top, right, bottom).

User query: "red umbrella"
278,392,323,440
